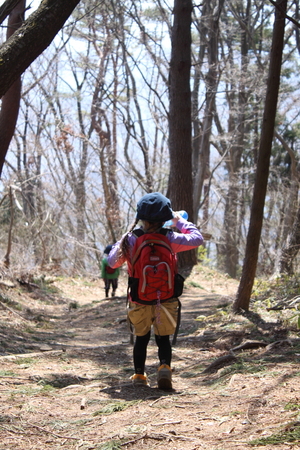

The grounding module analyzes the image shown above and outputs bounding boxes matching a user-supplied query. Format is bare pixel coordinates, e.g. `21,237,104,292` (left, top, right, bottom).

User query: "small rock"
39,345,53,352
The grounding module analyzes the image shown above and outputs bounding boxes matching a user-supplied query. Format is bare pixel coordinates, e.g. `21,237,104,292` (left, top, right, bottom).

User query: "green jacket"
101,256,120,279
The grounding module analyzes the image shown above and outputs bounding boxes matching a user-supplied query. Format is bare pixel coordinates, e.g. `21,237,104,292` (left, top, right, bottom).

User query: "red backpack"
105,264,116,275
128,229,184,305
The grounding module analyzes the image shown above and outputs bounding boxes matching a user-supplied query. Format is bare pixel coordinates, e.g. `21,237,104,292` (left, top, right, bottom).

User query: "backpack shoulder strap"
132,229,144,238
159,228,168,236
172,299,181,346
133,227,168,238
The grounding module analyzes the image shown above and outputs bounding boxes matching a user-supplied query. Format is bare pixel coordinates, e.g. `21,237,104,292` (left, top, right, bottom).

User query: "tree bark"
233,0,287,311
279,205,300,274
0,0,25,176
168,0,196,269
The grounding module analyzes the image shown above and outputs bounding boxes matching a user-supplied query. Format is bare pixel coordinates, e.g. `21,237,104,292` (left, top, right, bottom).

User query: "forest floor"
0,265,300,449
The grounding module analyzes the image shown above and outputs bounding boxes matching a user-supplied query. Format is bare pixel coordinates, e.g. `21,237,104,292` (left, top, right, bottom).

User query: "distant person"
101,245,120,298
107,192,203,390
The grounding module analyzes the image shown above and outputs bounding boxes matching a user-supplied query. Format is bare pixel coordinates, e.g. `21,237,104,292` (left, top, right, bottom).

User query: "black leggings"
134,332,171,374
104,278,118,296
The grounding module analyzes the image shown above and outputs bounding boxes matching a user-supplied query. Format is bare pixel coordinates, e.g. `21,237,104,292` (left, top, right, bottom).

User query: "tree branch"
269,0,300,29
0,0,23,25
0,0,81,98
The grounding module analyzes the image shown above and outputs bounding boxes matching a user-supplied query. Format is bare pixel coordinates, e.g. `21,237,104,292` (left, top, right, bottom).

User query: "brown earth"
0,266,300,449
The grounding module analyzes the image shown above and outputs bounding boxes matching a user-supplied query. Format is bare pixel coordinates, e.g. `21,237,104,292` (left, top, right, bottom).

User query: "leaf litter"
0,266,299,449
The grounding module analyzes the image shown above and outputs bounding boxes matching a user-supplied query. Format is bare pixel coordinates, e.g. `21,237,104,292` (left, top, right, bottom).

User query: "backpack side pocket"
173,273,185,297
128,277,139,302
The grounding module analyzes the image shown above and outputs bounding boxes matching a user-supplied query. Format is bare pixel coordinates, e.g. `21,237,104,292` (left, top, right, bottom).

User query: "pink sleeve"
107,233,137,268
168,217,203,253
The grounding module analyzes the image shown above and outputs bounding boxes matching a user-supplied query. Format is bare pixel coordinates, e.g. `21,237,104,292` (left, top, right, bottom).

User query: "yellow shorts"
127,298,179,336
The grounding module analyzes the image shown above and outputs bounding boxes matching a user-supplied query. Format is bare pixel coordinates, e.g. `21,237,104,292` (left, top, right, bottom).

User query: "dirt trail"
0,270,299,449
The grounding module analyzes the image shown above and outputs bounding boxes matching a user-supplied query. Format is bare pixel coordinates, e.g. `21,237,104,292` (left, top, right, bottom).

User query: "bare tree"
279,205,300,274
90,23,121,243
274,130,300,273
2,0,300,278
0,0,81,98
0,0,81,176
192,0,224,219
233,0,288,311
214,0,268,278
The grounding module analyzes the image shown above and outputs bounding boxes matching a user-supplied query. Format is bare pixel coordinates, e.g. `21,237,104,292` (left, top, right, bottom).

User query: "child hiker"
107,192,203,389
101,245,120,297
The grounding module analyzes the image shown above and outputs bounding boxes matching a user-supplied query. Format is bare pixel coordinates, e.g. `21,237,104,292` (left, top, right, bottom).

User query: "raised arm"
168,217,203,253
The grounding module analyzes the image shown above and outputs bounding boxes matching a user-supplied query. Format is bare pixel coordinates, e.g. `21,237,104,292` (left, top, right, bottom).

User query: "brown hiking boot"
157,364,172,390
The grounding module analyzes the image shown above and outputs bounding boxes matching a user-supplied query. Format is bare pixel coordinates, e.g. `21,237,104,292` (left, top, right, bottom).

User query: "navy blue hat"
136,192,173,222
104,245,113,254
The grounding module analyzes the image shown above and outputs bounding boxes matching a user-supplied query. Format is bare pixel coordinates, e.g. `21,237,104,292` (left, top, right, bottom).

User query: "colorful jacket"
101,256,120,279
107,217,203,273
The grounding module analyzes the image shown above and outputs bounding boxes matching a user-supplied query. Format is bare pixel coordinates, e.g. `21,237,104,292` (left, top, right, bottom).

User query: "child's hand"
172,211,182,225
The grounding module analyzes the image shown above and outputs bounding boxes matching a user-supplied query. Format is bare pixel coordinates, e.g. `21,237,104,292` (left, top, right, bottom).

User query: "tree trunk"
193,0,224,218
168,0,196,269
0,0,25,176
279,205,300,274
276,129,300,274
233,0,287,312
90,33,121,243
222,176,240,277
274,130,299,250
218,0,251,278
